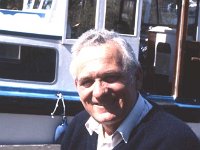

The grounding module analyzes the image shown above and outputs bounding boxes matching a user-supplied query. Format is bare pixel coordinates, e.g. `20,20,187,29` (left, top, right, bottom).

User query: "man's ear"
75,79,78,88
135,66,143,90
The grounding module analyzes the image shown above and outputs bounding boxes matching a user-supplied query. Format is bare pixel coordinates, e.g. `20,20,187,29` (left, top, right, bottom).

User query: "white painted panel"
0,113,64,144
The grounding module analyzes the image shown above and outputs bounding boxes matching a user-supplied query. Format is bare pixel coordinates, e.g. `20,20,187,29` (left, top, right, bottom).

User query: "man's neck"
102,119,123,136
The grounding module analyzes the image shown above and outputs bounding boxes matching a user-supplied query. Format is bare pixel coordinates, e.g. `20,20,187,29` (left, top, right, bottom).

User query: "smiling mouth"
91,99,116,107
92,102,103,106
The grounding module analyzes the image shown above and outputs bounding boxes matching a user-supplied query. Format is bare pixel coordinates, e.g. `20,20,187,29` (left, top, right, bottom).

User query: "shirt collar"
117,93,152,143
85,93,152,142
85,116,101,136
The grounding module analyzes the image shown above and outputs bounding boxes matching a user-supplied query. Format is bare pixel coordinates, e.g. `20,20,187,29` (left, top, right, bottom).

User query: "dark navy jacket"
61,105,200,150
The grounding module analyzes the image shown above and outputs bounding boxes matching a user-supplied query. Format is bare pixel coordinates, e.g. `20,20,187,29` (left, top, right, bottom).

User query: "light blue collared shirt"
117,93,152,143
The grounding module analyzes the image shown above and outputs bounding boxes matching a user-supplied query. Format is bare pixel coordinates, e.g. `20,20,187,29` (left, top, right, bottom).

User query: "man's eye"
79,79,94,88
104,75,121,83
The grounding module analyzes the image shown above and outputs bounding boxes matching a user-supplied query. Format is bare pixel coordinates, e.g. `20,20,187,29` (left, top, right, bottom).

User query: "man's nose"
92,80,108,99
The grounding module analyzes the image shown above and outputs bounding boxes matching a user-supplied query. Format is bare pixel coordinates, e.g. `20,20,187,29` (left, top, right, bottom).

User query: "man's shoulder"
127,104,200,149
134,100,199,138
143,104,199,140
61,112,96,150
143,104,189,130
75,110,90,119
70,110,90,126
61,110,90,142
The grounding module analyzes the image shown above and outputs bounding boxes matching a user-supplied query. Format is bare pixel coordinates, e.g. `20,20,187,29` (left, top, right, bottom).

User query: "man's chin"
93,113,117,124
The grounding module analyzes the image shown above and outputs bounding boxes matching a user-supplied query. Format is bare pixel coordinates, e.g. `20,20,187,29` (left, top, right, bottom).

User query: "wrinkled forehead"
70,41,126,79
75,43,125,80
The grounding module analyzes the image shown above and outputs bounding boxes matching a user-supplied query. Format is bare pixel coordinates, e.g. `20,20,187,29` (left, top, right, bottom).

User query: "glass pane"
68,0,96,38
142,0,178,26
187,0,197,40
188,0,197,25
142,0,158,25
105,0,137,35
0,44,56,82
0,0,23,10
158,0,178,26
0,44,21,61
0,0,53,10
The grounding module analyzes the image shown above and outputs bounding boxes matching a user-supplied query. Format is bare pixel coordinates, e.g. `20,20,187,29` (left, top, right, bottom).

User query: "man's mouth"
91,99,116,107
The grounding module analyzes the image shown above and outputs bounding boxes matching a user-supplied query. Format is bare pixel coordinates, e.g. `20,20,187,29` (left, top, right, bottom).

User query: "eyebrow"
102,71,124,78
77,71,124,81
77,76,92,83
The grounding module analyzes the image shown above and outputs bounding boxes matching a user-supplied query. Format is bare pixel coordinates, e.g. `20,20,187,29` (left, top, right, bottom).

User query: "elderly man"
61,29,200,150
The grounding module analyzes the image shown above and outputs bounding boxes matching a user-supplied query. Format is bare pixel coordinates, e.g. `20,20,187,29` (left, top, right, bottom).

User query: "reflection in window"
0,0,53,10
105,0,137,35
187,0,197,40
0,0,23,10
142,0,178,26
158,0,178,26
142,0,157,25
68,0,96,38
0,44,56,82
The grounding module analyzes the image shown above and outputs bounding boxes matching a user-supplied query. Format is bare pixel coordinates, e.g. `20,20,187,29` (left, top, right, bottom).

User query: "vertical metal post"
156,0,159,24
173,0,189,98
62,0,69,44
95,0,106,29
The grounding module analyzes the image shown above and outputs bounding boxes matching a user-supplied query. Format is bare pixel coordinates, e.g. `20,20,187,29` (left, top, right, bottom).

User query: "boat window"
0,43,56,82
142,0,178,26
140,0,199,97
187,0,198,40
68,0,96,38
105,0,137,35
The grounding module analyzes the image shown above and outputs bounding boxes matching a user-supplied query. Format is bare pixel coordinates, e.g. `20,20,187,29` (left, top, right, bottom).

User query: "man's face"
75,42,138,128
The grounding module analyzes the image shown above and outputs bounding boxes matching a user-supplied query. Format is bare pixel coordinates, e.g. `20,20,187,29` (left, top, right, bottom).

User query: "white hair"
70,29,140,79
